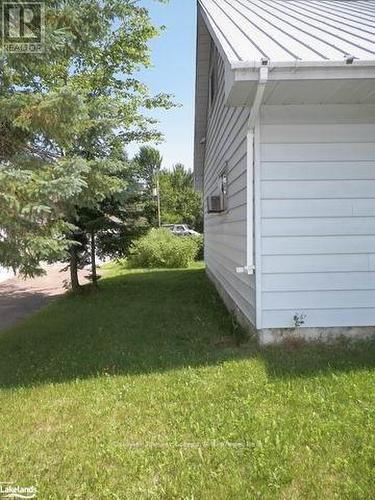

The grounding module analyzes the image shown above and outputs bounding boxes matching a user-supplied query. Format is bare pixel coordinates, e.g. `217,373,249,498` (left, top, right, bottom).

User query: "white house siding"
260,104,375,329
204,51,256,326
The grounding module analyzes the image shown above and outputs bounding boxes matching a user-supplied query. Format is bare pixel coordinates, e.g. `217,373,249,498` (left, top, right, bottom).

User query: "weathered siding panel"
204,50,255,325
260,105,375,329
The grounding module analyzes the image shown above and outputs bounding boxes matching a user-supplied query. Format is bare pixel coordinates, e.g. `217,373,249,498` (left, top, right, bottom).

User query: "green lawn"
0,263,374,499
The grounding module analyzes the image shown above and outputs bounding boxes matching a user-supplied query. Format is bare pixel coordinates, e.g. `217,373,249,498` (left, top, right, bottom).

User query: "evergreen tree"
0,0,173,287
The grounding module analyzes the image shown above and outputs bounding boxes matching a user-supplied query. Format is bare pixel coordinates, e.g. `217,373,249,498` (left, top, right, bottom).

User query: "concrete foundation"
259,326,375,346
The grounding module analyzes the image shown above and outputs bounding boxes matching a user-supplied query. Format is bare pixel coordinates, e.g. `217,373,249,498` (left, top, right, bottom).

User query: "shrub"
194,234,204,261
127,229,201,269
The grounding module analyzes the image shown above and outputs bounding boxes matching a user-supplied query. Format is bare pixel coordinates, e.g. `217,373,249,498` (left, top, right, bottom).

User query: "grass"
0,262,374,499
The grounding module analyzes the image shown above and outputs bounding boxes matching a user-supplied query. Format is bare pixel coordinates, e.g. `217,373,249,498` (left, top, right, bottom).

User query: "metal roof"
199,0,375,65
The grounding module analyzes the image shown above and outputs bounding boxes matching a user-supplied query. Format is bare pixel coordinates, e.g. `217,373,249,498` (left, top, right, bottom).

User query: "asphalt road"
0,264,88,332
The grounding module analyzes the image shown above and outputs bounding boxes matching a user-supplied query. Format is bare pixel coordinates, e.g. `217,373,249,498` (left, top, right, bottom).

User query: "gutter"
236,62,269,275
231,59,375,70
230,59,375,88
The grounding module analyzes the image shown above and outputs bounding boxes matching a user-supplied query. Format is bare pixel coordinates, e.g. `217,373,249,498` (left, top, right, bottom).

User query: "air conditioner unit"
207,195,225,213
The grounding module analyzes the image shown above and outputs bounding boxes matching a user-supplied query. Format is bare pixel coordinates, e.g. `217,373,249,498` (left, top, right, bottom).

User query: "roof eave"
226,61,375,106
231,60,375,70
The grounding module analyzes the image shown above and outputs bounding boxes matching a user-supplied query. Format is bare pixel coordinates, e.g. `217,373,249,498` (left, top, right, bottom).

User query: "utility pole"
153,174,161,228
156,173,161,228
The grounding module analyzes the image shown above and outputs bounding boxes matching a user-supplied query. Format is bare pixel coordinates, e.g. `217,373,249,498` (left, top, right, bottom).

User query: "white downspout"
237,63,269,275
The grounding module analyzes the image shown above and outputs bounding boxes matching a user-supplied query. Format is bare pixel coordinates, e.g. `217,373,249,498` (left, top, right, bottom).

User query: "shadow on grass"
0,267,374,389
0,289,57,332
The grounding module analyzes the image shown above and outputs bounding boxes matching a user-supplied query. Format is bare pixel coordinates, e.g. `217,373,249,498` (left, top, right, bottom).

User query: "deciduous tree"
159,164,203,231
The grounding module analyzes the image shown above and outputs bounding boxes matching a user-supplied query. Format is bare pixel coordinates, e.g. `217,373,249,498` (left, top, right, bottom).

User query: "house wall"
194,9,211,191
259,104,375,329
204,51,256,327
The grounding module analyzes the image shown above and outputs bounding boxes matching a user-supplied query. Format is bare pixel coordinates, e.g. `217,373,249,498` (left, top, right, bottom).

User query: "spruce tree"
0,0,172,287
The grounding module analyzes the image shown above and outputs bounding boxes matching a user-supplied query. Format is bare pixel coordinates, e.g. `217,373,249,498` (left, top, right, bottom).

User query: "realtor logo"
2,2,44,53
0,482,37,499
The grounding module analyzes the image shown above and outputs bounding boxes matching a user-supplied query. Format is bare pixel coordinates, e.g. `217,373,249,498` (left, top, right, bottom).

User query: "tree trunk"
70,247,81,293
90,230,98,287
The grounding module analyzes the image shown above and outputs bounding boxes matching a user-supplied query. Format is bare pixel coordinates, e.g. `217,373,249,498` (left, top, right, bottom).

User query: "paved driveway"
0,264,88,331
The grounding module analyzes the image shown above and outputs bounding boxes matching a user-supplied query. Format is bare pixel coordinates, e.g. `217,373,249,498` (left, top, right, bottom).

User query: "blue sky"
127,0,197,170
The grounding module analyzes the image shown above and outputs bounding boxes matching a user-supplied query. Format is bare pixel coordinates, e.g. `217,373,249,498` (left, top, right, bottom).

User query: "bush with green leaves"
127,229,201,269
194,234,204,260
